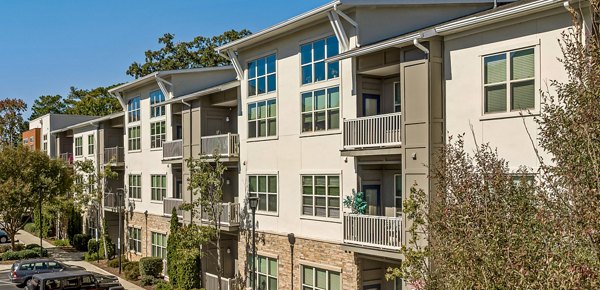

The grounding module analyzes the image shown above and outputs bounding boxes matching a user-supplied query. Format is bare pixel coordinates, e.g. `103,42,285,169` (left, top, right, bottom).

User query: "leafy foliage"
126,30,252,78
343,190,367,214
175,250,201,289
64,85,122,116
29,95,66,120
72,234,91,251
0,99,27,146
139,257,164,278
167,207,179,286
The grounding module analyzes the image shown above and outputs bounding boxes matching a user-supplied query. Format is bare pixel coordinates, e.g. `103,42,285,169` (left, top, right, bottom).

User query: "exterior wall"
22,128,40,151
444,8,571,171
124,211,170,261
72,125,98,169
237,231,360,289
28,114,98,157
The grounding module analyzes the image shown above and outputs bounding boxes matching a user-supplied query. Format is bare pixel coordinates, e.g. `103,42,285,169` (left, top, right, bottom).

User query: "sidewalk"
11,231,144,290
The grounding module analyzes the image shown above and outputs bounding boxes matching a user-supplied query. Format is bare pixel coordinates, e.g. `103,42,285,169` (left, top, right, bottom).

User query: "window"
128,126,141,151
302,265,340,290
129,174,141,199
42,134,47,153
511,174,535,187
395,174,402,217
301,36,340,85
87,174,95,194
150,121,166,148
151,175,167,201
301,87,340,132
128,227,141,253
483,47,535,113
248,175,277,212
395,278,403,290
75,137,83,156
127,97,141,122
87,134,94,155
248,99,276,138
394,82,401,113
151,232,167,259
248,54,276,96
249,255,278,290
150,90,165,118
302,175,340,218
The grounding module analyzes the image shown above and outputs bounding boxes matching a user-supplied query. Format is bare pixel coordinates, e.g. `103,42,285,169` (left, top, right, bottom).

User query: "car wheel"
0,236,7,243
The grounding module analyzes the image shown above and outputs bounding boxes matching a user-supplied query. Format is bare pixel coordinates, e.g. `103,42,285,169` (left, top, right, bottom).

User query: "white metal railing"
163,198,184,217
103,193,124,209
103,147,125,164
163,140,183,160
343,112,402,149
343,213,402,250
200,133,239,158
205,272,235,290
200,203,240,226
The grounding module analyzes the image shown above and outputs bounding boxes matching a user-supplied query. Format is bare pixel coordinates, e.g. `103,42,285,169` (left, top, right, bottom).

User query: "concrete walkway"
7,231,144,290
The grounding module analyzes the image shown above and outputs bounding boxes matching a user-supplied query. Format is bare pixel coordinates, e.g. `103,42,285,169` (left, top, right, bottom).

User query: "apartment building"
108,67,238,263
24,114,98,158
216,0,573,289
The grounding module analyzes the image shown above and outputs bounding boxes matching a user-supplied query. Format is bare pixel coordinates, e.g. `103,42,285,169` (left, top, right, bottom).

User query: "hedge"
139,257,163,278
87,237,114,259
124,261,140,281
25,244,40,250
1,248,47,261
175,251,201,289
73,234,91,252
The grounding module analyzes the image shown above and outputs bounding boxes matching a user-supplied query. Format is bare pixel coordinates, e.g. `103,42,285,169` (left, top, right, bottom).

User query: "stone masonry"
125,211,171,261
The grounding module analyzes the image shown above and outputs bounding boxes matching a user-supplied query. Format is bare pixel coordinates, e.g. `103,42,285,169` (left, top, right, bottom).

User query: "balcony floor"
341,146,402,157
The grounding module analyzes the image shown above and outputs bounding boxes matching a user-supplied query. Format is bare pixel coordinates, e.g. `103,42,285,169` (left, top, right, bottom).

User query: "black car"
9,259,86,287
26,270,123,290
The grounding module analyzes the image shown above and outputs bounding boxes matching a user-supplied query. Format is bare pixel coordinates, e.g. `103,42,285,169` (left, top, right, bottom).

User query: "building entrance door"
363,94,381,116
363,185,381,215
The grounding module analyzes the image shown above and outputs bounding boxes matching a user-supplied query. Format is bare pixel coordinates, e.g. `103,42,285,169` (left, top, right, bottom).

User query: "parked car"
9,259,86,287
0,229,10,243
26,270,123,290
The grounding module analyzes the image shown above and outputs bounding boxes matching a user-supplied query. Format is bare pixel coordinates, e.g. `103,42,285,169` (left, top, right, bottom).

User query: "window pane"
257,58,266,76
328,87,339,108
257,77,266,95
267,119,277,136
327,36,339,57
328,61,340,79
258,194,267,211
329,197,340,207
248,61,256,78
316,269,327,288
315,176,326,186
302,92,313,112
248,103,257,120
258,176,267,192
248,80,257,96
267,74,276,92
313,39,325,61
301,44,312,65
484,54,506,84
249,122,257,138
269,278,277,290
328,109,340,130
315,112,326,131
258,120,267,137
268,195,277,212
315,197,326,206
258,256,267,273
268,176,277,193
257,102,267,118
511,80,535,110
267,100,277,117
302,113,313,132
303,266,313,285
511,48,534,80
302,196,313,205
314,61,325,82
329,272,341,290
315,90,326,110
484,84,507,113
302,65,312,84
266,55,276,73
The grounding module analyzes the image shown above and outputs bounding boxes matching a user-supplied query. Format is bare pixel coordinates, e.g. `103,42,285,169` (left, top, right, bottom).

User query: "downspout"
181,99,193,225
413,38,430,55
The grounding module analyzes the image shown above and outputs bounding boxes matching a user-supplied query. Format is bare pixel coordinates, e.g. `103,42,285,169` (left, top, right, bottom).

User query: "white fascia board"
326,33,422,62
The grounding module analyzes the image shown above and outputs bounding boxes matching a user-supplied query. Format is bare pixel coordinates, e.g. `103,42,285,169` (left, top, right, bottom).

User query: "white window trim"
247,53,277,97
300,86,341,134
249,254,278,290
127,96,141,123
149,89,166,118
300,174,342,220
150,174,167,201
300,263,342,290
247,174,279,214
87,134,94,156
300,34,340,86
128,174,142,200
151,231,167,259
247,98,278,140
128,227,142,254
150,121,166,149
74,137,83,157
127,126,141,152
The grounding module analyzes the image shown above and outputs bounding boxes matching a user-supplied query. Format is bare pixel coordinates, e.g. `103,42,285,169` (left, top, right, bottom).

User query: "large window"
150,121,166,148
483,47,535,113
127,97,141,122
248,54,276,96
150,90,165,118
395,174,402,217
128,126,141,151
301,265,340,290
151,232,167,259
249,255,278,290
248,175,277,213
302,175,340,218
87,134,94,155
129,174,141,199
248,99,276,138
151,175,167,201
301,87,340,133
301,36,339,85
128,227,141,254
42,134,47,153
74,137,83,156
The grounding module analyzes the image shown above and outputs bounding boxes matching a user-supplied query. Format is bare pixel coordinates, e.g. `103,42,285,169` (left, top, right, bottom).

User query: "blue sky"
0,0,327,118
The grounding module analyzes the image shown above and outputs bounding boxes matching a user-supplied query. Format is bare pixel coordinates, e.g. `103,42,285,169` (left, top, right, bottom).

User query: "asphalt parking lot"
0,270,20,290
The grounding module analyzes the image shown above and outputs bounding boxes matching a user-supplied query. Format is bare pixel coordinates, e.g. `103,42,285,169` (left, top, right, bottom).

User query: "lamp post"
288,233,296,290
117,188,124,275
248,196,259,290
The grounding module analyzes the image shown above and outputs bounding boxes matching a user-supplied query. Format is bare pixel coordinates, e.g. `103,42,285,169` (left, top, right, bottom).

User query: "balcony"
103,193,124,212
59,153,73,166
162,140,183,162
200,133,239,161
343,214,402,251
200,202,240,231
163,198,184,218
205,273,236,290
103,147,125,166
342,112,402,155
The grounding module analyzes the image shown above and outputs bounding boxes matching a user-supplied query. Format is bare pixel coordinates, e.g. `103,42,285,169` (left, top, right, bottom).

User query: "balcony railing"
343,213,402,250
343,112,402,149
103,147,125,164
59,153,73,165
163,140,183,160
163,198,184,217
200,203,240,226
103,193,124,210
205,273,235,290
200,133,239,158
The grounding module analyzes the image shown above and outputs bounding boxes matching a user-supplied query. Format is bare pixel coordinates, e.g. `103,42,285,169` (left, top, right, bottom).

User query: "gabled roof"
160,80,240,105
50,111,124,134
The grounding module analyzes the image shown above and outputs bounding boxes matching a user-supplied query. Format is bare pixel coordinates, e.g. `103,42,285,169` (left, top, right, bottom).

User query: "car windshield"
44,279,62,290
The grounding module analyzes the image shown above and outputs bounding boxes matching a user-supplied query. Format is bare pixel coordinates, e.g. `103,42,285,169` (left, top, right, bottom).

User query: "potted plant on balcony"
343,189,367,214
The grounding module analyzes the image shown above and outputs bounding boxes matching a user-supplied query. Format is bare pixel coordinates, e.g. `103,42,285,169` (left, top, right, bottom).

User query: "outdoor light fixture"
288,233,296,290
248,196,259,290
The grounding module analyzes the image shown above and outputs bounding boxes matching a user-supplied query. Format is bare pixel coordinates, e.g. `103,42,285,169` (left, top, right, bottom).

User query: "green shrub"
72,234,91,251
175,251,201,289
154,280,173,290
52,239,70,247
12,244,24,251
0,245,12,253
2,251,20,261
18,250,39,259
98,237,115,259
124,260,140,281
25,244,40,250
24,223,38,234
139,257,163,278
108,259,119,268
31,247,48,257
140,275,157,286
87,239,99,255
84,252,101,261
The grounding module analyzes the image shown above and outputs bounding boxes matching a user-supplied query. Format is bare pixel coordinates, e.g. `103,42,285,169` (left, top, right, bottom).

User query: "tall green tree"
126,29,252,79
64,85,122,116
29,95,66,120
0,145,72,249
167,207,180,286
0,98,27,146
